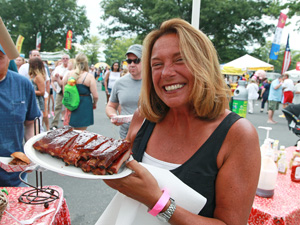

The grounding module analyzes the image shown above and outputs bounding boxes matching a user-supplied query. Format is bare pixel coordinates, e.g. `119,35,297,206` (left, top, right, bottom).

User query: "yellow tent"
221,66,245,75
94,62,109,69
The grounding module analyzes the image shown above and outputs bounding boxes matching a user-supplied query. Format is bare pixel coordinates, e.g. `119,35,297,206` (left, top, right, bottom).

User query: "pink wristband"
148,188,170,216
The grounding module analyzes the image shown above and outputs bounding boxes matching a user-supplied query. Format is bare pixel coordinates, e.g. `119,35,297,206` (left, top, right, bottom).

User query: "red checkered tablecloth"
0,185,71,225
248,146,300,225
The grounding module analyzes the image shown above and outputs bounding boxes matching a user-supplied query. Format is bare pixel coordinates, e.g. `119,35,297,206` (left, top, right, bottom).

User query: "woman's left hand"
104,160,163,209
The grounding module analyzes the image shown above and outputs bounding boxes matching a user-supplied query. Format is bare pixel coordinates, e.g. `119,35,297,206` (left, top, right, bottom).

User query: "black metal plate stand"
18,117,59,208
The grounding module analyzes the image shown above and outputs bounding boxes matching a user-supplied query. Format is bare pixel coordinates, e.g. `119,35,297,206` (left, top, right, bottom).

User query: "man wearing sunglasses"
106,44,143,139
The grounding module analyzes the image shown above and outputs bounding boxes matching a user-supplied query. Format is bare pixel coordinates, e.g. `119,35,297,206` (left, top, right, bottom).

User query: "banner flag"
296,62,300,71
269,12,287,60
65,30,72,50
36,32,41,50
281,35,291,74
16,35,24,53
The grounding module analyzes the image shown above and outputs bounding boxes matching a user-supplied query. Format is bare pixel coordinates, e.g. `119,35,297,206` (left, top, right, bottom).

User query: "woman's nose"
161,63,175,77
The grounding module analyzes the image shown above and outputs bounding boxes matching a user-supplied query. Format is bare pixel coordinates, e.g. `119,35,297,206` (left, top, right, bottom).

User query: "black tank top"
132,112,241,217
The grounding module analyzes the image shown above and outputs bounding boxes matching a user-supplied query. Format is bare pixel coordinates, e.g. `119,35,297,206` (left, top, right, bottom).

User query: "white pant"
248,99,254,113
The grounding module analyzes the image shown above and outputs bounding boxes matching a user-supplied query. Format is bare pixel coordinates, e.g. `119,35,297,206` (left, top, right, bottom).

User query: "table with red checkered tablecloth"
248,146,300,225
0,185,71,225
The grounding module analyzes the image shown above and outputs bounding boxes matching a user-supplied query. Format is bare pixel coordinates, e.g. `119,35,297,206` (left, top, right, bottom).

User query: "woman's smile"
164,83,185,92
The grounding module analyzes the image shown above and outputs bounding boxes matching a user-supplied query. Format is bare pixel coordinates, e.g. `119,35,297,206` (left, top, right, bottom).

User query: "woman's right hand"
104,160,163,209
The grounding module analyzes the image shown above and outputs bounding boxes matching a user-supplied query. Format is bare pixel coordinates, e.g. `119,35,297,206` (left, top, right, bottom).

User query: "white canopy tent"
223,54,274,71
40,51,65,61
285,69,300,82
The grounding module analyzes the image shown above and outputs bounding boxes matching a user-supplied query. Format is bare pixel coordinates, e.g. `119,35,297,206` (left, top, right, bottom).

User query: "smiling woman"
102,18,261,225
150,33,193,112
141,20,230,122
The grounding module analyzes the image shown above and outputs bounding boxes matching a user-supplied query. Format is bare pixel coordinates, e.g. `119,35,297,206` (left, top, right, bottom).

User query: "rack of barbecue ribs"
33,126,131,175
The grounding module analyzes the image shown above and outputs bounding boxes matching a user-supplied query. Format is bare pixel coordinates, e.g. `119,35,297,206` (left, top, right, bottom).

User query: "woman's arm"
24,120,35,142
62,72,71,93
260,87,265,97
51,74,57,92
104,71,110,93
212,118,260,225
34,76,45,96
62,72,70,86
88,73,99,109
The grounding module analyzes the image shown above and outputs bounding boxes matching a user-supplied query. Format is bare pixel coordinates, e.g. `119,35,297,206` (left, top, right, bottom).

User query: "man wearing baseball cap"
106,44,143,139
0,44,41,186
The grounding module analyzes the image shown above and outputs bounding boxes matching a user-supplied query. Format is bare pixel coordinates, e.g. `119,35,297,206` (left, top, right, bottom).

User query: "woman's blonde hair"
68,58,76,70
29,57,46,81
73,53,89,80
139,18,230,122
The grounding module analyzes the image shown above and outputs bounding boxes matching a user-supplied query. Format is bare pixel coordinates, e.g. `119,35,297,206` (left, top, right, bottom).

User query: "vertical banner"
16,35,24,53
296,62,300,71
281,35,291,74
269,12,287,60
36,32,41,50
65,30,73,50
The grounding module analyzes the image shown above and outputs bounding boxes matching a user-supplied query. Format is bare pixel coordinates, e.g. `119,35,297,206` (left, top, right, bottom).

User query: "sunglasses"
126,58,141,64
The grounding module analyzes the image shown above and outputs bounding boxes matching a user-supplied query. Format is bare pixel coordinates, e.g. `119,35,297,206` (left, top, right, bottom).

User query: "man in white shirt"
19,49,50,131
50,54,70,129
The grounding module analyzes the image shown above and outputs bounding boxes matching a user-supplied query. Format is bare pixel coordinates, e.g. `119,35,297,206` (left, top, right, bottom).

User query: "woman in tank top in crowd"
104,61,121,103
62,53,98,130
103,19,261,225
29,57,46,131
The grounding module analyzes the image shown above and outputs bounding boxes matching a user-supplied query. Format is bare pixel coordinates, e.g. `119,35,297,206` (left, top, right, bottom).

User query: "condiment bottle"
277,151,287,174
258,126,273,157
291,157,300,182
273,140,279,162
256,140,278,198
289,152,300,169
278,145,286,160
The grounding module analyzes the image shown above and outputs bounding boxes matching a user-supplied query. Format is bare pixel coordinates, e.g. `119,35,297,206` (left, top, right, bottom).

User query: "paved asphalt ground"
27,81,299,225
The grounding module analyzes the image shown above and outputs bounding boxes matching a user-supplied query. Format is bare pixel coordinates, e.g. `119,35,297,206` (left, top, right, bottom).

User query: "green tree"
103,37,139,66
100,0,282,62
284,0,300,31
67,45,79,59
82,36,103,65
0,0,90,57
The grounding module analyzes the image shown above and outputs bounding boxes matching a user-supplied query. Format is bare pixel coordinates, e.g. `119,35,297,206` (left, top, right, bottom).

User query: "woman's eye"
152,62,162,67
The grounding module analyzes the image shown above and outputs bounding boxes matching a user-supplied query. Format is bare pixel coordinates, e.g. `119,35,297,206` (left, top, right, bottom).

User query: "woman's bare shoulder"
35,74,45,83
126,109,145,143
222,114,260,158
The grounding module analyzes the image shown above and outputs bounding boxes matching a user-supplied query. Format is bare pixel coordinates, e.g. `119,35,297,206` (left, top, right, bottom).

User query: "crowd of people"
0,42,143,187
8,50,134,133
228,72,299,124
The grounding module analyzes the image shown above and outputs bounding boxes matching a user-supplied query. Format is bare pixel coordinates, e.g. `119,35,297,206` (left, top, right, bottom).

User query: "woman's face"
67,61,74,70
15,57,24,67
151,33,194,109
113,63,119,71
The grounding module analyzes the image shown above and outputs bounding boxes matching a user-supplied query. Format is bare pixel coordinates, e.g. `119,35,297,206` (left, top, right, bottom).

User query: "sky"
77,0,103,38
77,0,300,52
